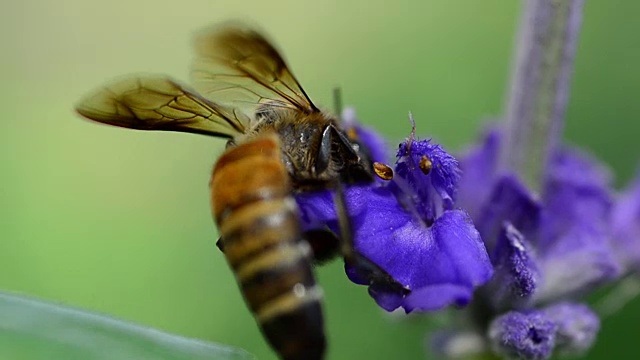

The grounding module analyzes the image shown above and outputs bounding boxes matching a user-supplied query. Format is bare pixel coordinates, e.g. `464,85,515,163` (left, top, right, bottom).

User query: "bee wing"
191,24,319,115
75,75,251,138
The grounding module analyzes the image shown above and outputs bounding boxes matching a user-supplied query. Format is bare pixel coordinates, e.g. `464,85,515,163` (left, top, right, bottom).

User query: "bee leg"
215,237,225,252
332,183,410,295
303,229,340,264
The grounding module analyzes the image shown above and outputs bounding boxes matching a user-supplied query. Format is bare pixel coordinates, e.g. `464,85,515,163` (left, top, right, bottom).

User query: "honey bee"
76,23,405,360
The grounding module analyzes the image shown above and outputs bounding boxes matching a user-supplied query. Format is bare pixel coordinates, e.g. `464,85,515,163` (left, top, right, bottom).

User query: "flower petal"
295,133,493,313
476,175,542,253
542,302,599,356
488,310,557,360
295,189,336,232
395,138,461,223
536,149,621,301
541,148,613,251
346,187,492,312
485,223,539,310
534,227,621,302
402,284,476,312
611,173,640,273
547,147,612,190
457,127,501,220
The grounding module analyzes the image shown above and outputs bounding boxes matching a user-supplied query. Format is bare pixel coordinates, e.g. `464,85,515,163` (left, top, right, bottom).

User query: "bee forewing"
190,24,319,115
75,75,250,138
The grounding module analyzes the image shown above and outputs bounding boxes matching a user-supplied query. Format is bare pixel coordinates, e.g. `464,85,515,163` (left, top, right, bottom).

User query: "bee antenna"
333,87,343,121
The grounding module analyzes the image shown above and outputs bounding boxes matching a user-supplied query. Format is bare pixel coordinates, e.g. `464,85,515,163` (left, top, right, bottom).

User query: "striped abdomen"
210,134,326,360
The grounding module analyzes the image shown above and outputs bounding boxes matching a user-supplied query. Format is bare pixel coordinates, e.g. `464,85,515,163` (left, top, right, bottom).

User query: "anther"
346,127,358,141
419,155,432,175
373,162,394,180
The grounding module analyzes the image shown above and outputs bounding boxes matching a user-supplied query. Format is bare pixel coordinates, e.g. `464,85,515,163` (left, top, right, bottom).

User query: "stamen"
347,127,358,141
373,162,394,180
419,155,432,175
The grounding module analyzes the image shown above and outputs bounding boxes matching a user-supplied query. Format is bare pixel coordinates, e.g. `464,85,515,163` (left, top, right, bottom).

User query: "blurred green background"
1,0,639,359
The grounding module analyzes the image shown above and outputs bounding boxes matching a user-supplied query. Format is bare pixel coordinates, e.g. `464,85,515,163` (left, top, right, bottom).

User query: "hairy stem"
500,0,585,194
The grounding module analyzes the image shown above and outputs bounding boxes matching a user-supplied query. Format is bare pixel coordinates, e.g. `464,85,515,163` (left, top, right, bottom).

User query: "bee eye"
419,155,432,175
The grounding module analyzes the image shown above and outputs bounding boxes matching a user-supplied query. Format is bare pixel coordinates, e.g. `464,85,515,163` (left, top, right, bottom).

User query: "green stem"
500,0,585,194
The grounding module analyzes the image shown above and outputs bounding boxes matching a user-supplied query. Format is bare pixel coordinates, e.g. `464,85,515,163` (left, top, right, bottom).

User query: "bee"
75,23,405,360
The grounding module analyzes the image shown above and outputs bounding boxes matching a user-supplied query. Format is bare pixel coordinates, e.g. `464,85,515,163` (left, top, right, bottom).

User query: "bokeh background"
2,0,639,359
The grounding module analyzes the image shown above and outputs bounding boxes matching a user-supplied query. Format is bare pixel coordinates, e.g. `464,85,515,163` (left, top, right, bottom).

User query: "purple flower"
434,0,639,354
542,302,599,356
475,172,542,255
430,132,633,358
611,173,640,273
536,149,621,301
485,303,599,359
422,124,626,359
432,302,598,360
460,130,621,301
301,0,638,355
394,136,461,223
295,119,493,313
488,310,556,360
309,1,638,358
483,223,539,311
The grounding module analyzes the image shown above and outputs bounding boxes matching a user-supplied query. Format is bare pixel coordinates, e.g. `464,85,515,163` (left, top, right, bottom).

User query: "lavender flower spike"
453,129,619,358
430,1,624,359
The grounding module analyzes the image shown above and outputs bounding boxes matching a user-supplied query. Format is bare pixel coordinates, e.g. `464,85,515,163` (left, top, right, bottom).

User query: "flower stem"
596,275,640,319
499,0,584,194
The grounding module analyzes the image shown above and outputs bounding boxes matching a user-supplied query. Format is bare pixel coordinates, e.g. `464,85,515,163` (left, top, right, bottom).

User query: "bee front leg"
215,237,225,252
331,183,410,295
302,229,340,264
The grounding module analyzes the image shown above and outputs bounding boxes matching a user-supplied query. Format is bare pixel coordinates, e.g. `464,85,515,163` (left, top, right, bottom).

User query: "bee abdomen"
211,134,326,360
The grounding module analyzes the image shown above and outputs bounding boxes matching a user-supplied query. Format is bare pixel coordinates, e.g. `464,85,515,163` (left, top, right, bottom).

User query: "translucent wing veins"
75,75,250,138
191,24,319,115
